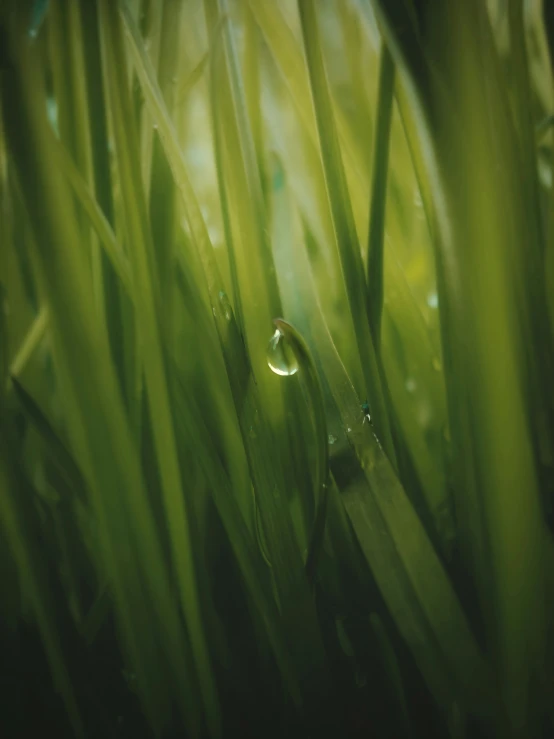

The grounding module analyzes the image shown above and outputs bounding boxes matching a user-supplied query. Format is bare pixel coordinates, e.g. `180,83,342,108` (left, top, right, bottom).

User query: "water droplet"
266,328,298,377
346,427,352,433
153,123,158,130
426,292,438,309
328,434,337,445
405,377,416,393
249,426,257,439
432,357,442,372
218,291,232,321
414,189,423,208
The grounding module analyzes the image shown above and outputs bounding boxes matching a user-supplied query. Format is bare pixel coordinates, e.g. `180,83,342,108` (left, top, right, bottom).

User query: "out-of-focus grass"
1,1,553,738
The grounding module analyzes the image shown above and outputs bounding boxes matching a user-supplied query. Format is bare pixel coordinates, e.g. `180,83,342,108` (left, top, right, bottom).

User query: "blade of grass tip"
297,0,397,468
100,3,220,734
7,307,48,381
0,453,85,739
272,318,329,586
367,40,395,350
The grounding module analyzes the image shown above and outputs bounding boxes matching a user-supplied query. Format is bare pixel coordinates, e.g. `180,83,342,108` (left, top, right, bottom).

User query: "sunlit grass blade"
298,0,396,466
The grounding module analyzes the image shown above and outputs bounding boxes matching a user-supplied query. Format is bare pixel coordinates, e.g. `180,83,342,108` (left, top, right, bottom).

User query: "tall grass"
1,1,553,737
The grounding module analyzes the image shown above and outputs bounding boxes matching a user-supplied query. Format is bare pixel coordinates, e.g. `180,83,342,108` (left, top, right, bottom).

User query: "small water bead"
218,291,232,321
432,357,442,372
405,377,417,393
328,434,337,445
426,292,439,309
266,328,299,377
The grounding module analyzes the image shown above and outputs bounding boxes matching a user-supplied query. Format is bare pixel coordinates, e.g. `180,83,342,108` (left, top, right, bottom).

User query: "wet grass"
1,1,554,737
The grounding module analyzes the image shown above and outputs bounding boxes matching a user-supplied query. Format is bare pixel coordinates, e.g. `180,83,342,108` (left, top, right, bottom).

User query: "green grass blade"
10,375,86,502
99,3,219,734
0,453,85,739
298,0,396,467
53,135,133,298
272,318,330,586
367,40,395,349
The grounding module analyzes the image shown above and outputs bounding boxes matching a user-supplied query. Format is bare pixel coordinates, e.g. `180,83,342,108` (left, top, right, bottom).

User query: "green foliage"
1,1,553,737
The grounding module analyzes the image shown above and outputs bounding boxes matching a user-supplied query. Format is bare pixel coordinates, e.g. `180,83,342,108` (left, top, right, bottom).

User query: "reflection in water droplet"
266,328,299,376
328,434,337,445
218,291,232,321
405,377,416,393
427,292,439,309
346,427,352,433
432,357,442,372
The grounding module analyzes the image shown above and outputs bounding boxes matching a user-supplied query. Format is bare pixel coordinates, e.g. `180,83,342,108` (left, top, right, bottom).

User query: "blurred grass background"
1,0,554,737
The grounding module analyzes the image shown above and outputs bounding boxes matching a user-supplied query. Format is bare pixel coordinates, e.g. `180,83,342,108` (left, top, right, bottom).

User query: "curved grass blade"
276,168,494,719
272,318,329,586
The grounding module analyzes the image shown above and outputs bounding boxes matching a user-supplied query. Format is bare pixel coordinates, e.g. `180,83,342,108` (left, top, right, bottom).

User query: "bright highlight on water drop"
266,328,299,376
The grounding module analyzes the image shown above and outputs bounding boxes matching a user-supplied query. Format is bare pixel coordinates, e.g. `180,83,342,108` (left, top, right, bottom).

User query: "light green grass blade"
298,0,396,468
